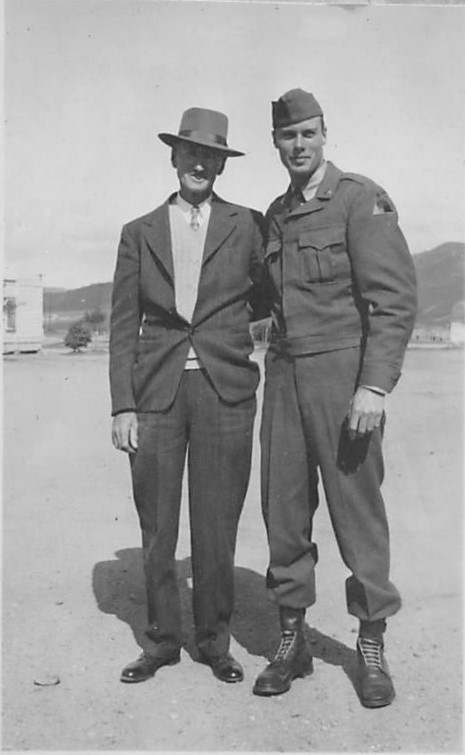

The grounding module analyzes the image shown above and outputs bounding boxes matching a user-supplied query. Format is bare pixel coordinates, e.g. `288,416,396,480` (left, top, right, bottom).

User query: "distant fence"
411,326,451,345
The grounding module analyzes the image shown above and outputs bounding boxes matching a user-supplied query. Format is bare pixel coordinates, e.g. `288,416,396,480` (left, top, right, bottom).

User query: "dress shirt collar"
172,193,213,216
297,160,328,202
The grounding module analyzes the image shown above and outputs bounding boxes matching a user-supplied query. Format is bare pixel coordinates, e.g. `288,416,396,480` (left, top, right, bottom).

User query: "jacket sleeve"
109,224,142,415
347,181,418,393
247,209,273,322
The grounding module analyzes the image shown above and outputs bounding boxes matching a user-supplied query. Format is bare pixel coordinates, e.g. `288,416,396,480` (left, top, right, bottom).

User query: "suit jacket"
264,162,417,393
109,193,265,414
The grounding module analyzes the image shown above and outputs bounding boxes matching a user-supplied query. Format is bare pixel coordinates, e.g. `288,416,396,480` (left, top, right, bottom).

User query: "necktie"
289,189,305,212
190,205,201,231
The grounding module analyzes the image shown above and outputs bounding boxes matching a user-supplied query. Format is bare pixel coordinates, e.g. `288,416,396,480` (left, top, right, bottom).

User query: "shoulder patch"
373,190,396,215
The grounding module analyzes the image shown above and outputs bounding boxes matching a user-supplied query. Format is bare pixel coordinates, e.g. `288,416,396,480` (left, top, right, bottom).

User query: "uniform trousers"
130,369,256,658
260,346,401,621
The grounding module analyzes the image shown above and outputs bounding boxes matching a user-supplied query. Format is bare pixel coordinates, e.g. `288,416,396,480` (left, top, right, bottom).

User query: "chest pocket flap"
298,226,345,284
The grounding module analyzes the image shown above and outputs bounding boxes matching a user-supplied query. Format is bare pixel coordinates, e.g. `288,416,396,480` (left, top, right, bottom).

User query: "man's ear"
272,130,278,148
217,157,227,176
170,147,178,169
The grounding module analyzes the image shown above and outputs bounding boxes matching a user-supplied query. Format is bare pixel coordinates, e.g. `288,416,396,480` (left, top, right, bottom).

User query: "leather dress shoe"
200,652,244,683
357,636,395,708
120,649,180,683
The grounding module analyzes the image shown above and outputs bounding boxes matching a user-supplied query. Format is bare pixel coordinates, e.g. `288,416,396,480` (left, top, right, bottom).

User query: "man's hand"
347,386,385,440
112,411,138,453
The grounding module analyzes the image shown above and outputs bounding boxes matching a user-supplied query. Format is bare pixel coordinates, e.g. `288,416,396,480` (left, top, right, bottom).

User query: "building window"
3,297,17,332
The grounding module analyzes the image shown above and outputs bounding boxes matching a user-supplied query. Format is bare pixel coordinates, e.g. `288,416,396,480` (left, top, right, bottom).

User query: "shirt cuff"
361,385,387,396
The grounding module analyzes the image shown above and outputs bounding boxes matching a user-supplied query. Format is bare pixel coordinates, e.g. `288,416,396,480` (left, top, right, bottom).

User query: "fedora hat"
158,107,244,157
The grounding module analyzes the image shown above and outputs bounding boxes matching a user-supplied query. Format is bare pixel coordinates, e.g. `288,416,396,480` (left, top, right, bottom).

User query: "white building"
450,301,465,346
3,275,44,353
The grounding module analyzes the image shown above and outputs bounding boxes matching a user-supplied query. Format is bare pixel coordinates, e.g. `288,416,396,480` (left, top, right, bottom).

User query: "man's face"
173,142,226,203
273,116,326,185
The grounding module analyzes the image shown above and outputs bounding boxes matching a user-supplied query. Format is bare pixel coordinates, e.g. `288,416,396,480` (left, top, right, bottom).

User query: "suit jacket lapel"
201,194,237,267
191,196,238,324
143,198,175,283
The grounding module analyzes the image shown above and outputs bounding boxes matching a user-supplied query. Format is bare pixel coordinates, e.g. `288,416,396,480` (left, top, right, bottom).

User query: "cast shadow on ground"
92,549,359,698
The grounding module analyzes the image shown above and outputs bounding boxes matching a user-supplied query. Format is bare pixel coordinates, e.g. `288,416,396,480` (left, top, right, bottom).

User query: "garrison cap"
272,89,324,129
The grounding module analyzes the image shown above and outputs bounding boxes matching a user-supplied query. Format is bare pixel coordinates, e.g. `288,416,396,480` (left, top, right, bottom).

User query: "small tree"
3,297,17,331
64,320,92,353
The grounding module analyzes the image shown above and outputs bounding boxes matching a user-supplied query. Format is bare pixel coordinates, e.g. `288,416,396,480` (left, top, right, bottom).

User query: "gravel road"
2,345,463,751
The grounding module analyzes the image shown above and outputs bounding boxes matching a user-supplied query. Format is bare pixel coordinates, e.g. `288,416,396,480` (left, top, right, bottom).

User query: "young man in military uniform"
253,89,417,707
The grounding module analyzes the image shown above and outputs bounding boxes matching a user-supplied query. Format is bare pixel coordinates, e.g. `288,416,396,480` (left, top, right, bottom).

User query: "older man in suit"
110,107,265,685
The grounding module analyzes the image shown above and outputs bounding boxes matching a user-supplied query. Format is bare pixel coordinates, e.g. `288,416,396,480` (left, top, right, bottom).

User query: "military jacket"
264,161,417,393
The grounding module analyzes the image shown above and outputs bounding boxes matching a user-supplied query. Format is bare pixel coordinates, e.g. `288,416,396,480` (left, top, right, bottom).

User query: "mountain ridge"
43,241,465,329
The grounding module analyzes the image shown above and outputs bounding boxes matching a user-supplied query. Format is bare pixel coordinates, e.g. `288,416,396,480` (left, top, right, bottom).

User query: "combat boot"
253,607,313,696
357,619,395,708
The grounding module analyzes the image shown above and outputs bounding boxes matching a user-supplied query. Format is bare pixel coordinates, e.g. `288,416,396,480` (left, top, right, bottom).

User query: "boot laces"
358,636,383,669
274,630,297,661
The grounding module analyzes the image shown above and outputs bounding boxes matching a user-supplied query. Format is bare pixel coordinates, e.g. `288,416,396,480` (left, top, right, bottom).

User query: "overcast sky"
4,0,465,289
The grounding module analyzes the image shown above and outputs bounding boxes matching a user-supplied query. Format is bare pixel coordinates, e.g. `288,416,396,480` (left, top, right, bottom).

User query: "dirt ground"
2,344,463,752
